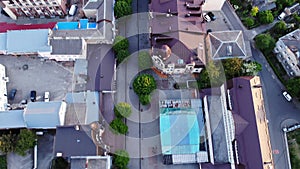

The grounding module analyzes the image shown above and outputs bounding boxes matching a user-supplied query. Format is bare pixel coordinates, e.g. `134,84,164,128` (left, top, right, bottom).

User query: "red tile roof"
0,22,56,33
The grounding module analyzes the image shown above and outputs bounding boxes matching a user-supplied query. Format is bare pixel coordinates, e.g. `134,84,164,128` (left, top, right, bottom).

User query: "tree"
206,60,223,86
242,61,262,76
113,36,129,52
286,77,300,97
114,102,132,118
133,74,156,96
0,156,6,169
139,94,151,105
258,10,274,24
138,51,153,70
255,33,276,53
222,58,243,79
114,1,132,19
116,49,130,64
0,132,16,154
273,21,287,34
197,68,211,89
113,150,130,169
15,129,36,156
110,118,128,134
243,17,255,28
250,6,259,17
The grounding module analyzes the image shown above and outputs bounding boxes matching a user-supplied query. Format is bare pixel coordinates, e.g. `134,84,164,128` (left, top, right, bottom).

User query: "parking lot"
0,55,73,106
204,11,233,31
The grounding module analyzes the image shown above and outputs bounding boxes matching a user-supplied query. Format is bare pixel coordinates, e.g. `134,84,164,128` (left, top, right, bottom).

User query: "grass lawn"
288,129,300,169
0,155,7,169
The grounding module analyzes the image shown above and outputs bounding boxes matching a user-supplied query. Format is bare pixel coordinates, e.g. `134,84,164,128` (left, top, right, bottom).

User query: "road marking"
272,75,275,79
273,149,280,154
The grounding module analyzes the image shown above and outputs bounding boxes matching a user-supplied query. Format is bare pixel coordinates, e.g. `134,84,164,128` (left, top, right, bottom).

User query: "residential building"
0,0,66,20
274,29,300,77
24,101,66,129
202,0,225,11
206,30,251,60
0,101,66,129
0,29,51,55
149,0,206,75
0,64,9,111
54,125,111,168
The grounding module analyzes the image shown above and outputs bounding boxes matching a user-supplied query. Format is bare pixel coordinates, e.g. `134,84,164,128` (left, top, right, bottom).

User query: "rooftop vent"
226,45,232,56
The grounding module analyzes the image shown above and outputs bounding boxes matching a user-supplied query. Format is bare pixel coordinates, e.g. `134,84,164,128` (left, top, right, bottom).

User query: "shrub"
114,1,132,19
110,118,128,135
243,17,255,28
15,129,37,156
114,102,132,118
258,10,274,24
138,51,153,70
133,74,156,96
116,49,130,64
113,35,129,52
113,150,130,169
0,156,6,169
139,95,151,105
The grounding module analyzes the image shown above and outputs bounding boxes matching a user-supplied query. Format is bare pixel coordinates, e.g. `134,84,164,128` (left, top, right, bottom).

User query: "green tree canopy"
273,21,287,34
133,74,156,96
0,132,16,154
242,61,262,76
255,33,276,53
139,94,151,105
222,58,243,79
116,49,130,64
110,118,128,135
15,129,36,156
113,35,129,52
250,6,259,17
114,102,132,118
0,156,6,169
113,150,130,169
286,77,300,97
243,17,255,28
114,1,132,19
258,10,274,24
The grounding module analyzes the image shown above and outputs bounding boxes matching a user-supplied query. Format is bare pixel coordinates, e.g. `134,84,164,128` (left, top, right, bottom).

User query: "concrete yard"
0,55,73,105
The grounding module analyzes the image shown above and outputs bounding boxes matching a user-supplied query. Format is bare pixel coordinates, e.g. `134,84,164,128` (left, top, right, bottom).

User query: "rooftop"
50,39,83,55
0,110,26,129
6,29,51,54
54,125,97,158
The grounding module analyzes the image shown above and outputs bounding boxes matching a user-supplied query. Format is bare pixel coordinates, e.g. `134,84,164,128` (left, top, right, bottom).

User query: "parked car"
207,12,216,21
203,13,211,22
282,91,292,101
278,12,286,20
44,92,50,102
8,89,17,100
69,4,78,16
30,90,36,102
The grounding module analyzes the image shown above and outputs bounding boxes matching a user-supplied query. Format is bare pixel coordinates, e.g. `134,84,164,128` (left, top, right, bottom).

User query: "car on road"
283,91,292,101
30,90,37,102
44,92,50,102
8,89,17,100
207,12,216,21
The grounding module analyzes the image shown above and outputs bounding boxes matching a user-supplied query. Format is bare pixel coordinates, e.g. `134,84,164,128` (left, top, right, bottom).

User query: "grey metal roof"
50,39,83,55
0,33,6,52
83,0,103,10
206,95,229,163
0,110,26,129
24,101,65,129
54,125,97,158
6,29,51,54
208,31,249,59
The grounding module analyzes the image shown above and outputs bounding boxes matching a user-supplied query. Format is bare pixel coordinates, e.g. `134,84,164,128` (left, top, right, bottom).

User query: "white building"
202,0,226,11
273,29,300,77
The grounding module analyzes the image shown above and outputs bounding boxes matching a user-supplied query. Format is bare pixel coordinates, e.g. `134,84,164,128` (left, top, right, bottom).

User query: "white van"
69,4,78,16
278,12,286,20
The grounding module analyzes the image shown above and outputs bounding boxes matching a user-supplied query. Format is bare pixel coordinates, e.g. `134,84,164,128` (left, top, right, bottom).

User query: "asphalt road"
222,2,300,169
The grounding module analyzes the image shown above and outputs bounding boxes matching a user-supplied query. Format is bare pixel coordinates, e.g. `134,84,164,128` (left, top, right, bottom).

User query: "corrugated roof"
6,29,51,54
0,110,26,129
24,101,65,129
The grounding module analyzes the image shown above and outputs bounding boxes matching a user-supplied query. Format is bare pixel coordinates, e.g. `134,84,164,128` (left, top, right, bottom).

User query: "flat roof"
0,110,26,129
0,33,6,52
54,125,97,158
24,101,64,129
50,39,83,55
6,29,51,54
159,99,204,155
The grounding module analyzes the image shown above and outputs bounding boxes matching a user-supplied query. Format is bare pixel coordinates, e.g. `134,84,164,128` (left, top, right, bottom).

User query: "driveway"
0,55,73,106
37,133,54,169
